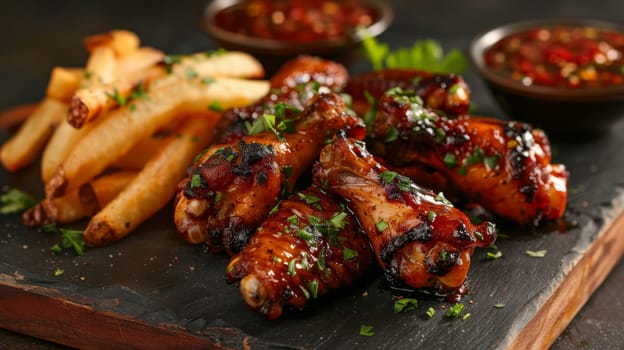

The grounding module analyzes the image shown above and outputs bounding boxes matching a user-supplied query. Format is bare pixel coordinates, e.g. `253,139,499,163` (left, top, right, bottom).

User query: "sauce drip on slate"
484,26,624,88
214,0,377,42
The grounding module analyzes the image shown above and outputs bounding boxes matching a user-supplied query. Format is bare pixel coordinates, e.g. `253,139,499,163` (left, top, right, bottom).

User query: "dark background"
0,0,622,348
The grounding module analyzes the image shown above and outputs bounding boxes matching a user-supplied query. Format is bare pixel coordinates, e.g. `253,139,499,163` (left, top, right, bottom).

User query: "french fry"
23,170,137,226
68,47,164,128
46,67,84,103
170,51,265,79
83,114,218,246
84,30,140,57
0,98,67,172
111,134,170,170
41,116,105,182
0,102,39,131
46,75,269,198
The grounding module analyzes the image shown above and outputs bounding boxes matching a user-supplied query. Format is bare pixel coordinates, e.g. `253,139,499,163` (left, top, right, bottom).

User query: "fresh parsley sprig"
358,28,468,74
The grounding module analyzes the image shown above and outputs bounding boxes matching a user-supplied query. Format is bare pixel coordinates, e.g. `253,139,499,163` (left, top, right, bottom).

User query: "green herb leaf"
190,174,203,189
375,220,389,233
208,101,223,112
50,244,62,254
0,188,37,214
385,126,399,142
427,210,436,223
434,192,453,206
105,88,126,106
462,312,472,321
201,76,216,85
486,250,502,260
526,249,547,258
343,247,358,261
394,298,418,313
484,154,500,170
60,228,85,256
185,67,198,80
359,324,375,337
493,303,505,308
329,212,348,229
54,268,64,277
446,303,465,318
426,307,436,318
443,153,458,168
288,259,297,276
297,192,321,205
307,280,319,299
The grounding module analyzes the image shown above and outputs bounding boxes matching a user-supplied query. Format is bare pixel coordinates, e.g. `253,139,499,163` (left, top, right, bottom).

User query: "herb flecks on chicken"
226,185,374,319
314,133,496,295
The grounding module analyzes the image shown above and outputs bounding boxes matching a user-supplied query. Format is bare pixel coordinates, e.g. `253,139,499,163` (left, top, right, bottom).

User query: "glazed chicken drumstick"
367,87,568,225
314,133,496,295
175,92,365,254
226,185,374,319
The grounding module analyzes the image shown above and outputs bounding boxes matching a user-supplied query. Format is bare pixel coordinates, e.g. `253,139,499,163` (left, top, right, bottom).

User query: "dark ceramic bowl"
201,0,393,72
469,18,624,138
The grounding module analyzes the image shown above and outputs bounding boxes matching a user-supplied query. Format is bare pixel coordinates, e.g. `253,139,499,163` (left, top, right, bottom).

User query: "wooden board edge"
0,278,242,350
506,207,624,350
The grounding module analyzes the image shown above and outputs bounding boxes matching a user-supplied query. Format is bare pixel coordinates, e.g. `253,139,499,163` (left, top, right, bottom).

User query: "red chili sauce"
213,0,377,42
484,26,624,88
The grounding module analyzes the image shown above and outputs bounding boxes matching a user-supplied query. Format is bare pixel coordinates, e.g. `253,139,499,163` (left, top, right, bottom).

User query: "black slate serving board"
1,1,624,349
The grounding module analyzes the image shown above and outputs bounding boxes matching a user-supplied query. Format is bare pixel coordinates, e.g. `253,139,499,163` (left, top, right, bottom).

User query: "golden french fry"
0,102,39,131
68,47,164,128
111,134,170,170
23,170,137,226
46,67,84,103
83,114,218,246
0,98,67,172
170,51,265,79
41,116,105,182
46,76,269,198
84,30,140,57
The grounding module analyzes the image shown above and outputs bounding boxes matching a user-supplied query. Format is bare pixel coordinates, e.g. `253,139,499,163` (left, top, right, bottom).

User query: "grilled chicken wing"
219,55,349,143
314,133,496,294
226,185,374,319
175,92,365,254
367,87,568,225
344,69,471,117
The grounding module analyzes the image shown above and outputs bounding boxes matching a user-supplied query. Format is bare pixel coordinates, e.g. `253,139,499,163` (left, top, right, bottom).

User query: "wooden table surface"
1,0,623,349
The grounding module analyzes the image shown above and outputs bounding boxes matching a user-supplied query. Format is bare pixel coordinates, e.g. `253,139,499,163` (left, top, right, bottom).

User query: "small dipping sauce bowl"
201,0,393,72
469,18,624,137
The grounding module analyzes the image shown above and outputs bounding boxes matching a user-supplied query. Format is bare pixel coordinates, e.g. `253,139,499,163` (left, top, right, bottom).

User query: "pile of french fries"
0,30,270,246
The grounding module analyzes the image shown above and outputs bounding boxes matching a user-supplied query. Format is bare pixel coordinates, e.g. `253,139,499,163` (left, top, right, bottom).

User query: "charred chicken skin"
219,55,349,144
367,87,568,225
314,133,496,294
344,69,471,117
226,185,374,319
175,92,365,254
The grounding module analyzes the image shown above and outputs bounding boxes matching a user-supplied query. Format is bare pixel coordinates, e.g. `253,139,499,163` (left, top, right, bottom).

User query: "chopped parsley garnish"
484,154,500,170
296,228,315,241
61,228,86,256
105,88,126,106
50,244,62,254
363,90,378,130
427,210,436,223
208,101,223,112
426,307,436,318
343,247,358,261
359,324,375,337
465,147,484,166
201,76,216,85
129,83,146,100
189,174,203,189
394,298,418,313
526,249,547,258
375,220,389,233
0,188,37,214
54,268,64,277
185,67,198,80
434,192,452,206
288,259,297,276
439,250,448,262
379,170,412,192
287,215,299,226
462,313,471,321
297,193,321,205
443,153,458,168
493,303,505,308
329,212,348,229
445,303,465,318
307,280,319,299
317,247,327,273
485,250,502,260
163,54,182,73
83,70,93,80
385,126,399,142
300,285,311,299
